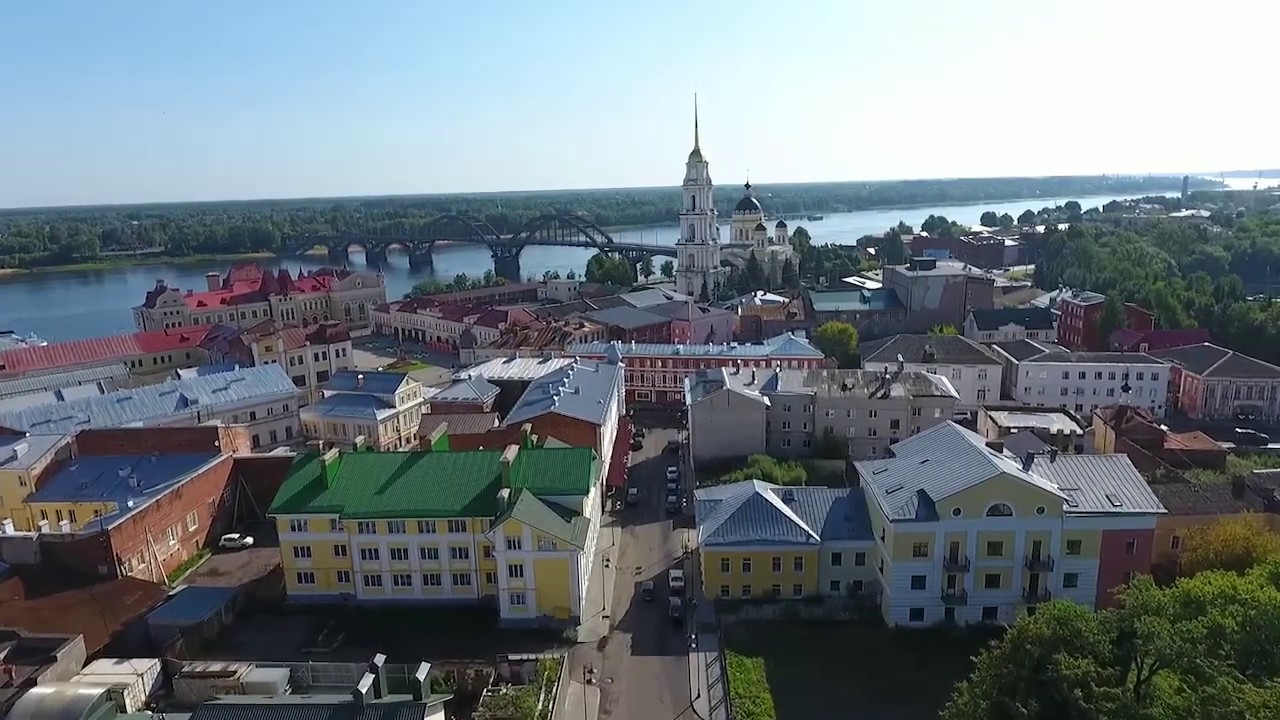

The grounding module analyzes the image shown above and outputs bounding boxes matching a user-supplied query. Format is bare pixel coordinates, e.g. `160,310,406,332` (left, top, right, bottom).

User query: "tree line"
0,175,1203,269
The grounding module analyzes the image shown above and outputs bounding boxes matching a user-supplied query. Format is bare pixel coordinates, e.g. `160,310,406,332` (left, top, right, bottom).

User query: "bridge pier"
408,249,433,269
365,248,387,267
327,246,349,265
491,250,523,283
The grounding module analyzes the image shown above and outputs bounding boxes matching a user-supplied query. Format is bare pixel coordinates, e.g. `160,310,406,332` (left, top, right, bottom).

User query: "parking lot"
186,521,281,589
352,336,454,386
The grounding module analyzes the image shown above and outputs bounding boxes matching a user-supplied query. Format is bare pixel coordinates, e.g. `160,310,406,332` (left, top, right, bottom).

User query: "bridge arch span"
507,213,616,251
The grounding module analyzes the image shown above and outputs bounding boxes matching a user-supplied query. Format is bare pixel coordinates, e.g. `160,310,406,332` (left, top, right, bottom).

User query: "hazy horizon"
3,0,1276,208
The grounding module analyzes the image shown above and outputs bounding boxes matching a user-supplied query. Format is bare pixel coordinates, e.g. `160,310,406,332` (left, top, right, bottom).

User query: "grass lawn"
722,622,992,720
384,359,433,372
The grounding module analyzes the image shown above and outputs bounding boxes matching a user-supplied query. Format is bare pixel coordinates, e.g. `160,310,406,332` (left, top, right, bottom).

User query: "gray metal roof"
618,288,689,308
0,363,129,400
302,394,397,421
0,365,298,435
861,334,1001,366
990,339,1068,362
684,367,773,406
1021,351,1166,365
854,422,1064,522
583,306,669,330
176,363,242,379
968,307,1056,331
8,682,114,720
323,370,410,396
0,434,67,471
695,481,872,546
1026,454,1166,515
28,451,222,528
769,369,959,400
430,375,500,403
568,333,823,360
460,356,574,382
0,382,114,412
503,359,622,427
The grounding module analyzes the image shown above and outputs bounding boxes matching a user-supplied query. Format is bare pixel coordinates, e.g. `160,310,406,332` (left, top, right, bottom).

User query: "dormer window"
985,502,1014,517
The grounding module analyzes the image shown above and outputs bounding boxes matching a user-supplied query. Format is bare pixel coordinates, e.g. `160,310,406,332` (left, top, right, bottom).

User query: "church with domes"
673,101,798,299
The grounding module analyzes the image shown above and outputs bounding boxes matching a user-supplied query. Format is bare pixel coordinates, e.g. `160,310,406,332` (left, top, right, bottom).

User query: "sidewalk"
577,511,620,644
685,538,729,720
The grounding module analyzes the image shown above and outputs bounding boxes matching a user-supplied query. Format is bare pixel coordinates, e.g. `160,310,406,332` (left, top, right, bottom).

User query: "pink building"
1151,343,1280,422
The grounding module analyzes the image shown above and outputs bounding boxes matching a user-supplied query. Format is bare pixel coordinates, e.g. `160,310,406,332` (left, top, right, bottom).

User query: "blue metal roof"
0,434,67,471
303,393,396,421
0,364,298,435
694,481,872,546
147,585,239,625
503,360,622,427
324,370,409,395
568,333,823,359
27,451,222,528
176,363,242,379
431,375,500,403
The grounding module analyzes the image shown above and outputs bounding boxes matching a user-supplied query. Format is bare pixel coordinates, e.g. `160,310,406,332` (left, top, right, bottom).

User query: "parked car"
668,596,684,623
665,439,681,454
626,486,639,506
668,568,686,594
641,580,655,601
634,427,647,440
630,438,644,452
665,494,679,514
1234,427,1271,446
665,466,680,482
219,532,254,550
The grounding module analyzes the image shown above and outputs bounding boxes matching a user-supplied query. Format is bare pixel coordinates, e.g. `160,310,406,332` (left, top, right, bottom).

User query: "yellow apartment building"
0,434,72,530
269,441,600,626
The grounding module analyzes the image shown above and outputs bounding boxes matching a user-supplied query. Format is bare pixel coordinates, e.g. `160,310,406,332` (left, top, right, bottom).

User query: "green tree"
880,229,908,266
720,455,808,486
1179,517,1280,576
998,212,1015,228
1017,209,1037,225
780,257,799,289
1096,296,1127,345
814,427,846,459
639,255,654,280
928,324,959,336
541,269,561,282
979,210,1000,227
1064,200,1084,223
566,269,577,280
789,225,812,255
895,220,914,234
659,259,674,278
745,253,765,289
813,321,859,367
585,252,636,286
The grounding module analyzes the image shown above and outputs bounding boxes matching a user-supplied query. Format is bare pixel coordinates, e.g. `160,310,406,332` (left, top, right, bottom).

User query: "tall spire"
693,93,700,150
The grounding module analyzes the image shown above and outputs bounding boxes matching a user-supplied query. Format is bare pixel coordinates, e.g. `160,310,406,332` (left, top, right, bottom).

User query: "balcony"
942,554,971,573
941,589,969,606
1024,554,1055,572
1022,587,1052,604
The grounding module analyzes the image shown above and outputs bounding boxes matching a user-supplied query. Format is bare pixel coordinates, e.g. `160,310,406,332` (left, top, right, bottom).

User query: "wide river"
0,190,1221,342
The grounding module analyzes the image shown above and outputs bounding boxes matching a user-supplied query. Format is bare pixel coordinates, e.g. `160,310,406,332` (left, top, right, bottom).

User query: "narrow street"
575,426,698,720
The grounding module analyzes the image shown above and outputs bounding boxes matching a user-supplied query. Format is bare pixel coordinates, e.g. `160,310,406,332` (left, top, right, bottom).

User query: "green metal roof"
269,447,597,519
493,489,589,549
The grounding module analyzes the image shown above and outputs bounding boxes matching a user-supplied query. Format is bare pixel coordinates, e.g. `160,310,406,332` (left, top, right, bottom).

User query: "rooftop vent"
1105,493,1123,507
884,483,905,495
781,488,797,503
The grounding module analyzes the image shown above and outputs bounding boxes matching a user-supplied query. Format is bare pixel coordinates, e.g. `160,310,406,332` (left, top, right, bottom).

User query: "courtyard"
722,621,993,720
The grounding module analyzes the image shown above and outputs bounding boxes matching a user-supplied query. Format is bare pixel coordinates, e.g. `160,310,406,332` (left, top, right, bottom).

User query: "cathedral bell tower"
674,96,725,299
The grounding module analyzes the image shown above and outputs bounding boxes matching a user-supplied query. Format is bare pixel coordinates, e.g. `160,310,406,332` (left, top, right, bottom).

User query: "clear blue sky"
1,0,1274,208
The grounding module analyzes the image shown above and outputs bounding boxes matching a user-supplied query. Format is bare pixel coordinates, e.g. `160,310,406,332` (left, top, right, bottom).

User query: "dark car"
640,580,655,601
630,437,644,452
1234,427,1271,446
665,439,681,454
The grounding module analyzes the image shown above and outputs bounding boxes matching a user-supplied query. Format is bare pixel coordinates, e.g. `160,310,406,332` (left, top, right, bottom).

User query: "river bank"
0,250,332,276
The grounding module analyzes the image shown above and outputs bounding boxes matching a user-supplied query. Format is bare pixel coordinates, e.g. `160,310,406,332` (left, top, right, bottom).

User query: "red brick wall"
1095,528,1154,609
1124,304,1156,334
73,426,251,457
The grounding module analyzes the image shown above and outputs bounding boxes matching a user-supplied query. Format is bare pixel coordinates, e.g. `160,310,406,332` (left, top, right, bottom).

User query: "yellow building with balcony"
269,440,600,626
696,422,1168,627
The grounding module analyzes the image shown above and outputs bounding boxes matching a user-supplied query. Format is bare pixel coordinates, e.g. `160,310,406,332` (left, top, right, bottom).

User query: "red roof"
0,325,213,376
174,265,347,310
473,307,540,330
1111,328,1212,352
0,572,168,656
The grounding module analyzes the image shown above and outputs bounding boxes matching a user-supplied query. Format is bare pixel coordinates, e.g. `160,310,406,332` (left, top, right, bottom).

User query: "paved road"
577,427,698,720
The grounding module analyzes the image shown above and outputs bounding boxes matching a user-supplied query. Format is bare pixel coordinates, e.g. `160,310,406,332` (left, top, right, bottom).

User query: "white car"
665,466,680,482
668,568,686,593
219,532,255,550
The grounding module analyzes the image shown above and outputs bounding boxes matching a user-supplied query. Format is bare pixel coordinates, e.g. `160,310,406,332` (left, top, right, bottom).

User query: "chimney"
496,487,512,515
352,673,375,707
205,272,221,292
749,368,757,386
985,439,1005,454
37,519,50,533
321,447,341,487
410,662,432,702
58,519,71,533
520,423,534,448
1048,447,1059,463
500,444,520,487
1,518,13,534
1021,452,1035,471
368,653,388,699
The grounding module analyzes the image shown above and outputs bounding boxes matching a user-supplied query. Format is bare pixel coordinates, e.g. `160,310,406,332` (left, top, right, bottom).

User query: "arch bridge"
282,212,679,281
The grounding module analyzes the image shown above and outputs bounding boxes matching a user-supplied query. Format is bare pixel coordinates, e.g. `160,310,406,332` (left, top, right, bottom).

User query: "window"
356,521,376,534
771,556,782,573
423,572,443,587
418,520,437,534
165,525,179,544
908,607,925,623
867,427,877,437
981,606,998,622
1124,538,1137,555
483,544,494,558
329,518,342,533
910,575,927,590
985,541,1004,557
1061,370,1070,380
293,545,313,559
336,570,351,584
421,546,440,561
1078,371,1087,380
392,573,413,588
741,585,752,598
334,543,348,557
509,591,527,606
1063,572,1079,589
1151,372,1159,382
450,546,470,561
792,583,804,598
452,572,473,587
983,573,1001,589
793,556,804,572
507,563,526,579
1066,539,1083,555
186,510,199,531
720,557,730,573
447,519,468,533
770,584,782,598
359,547,380,561
944,606,956,622
1060,387,1069,397
1170,535,1182,550
854,552,866,566
830,552,843,567
296,571,316,585
1095,371,1103,380
985,503,1013,517
289,518,308,533
781,421,791,431
1136,371,1145,381
389,547,409,562
720,585,731,598
506,535,524,551
829,580,841,593
742,557,752,573
362,573,384,588
386,520,407,534
484,571,497,585
911,542,929,558
1106,388,1116,397
889,418,901,431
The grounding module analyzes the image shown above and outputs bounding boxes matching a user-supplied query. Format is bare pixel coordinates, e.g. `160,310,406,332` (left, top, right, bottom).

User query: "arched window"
690,194,697,211
985,503,1014,517
688,223,696,241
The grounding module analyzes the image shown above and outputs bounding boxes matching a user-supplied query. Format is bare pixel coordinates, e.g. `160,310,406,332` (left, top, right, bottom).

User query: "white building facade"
1012,353,1170,418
